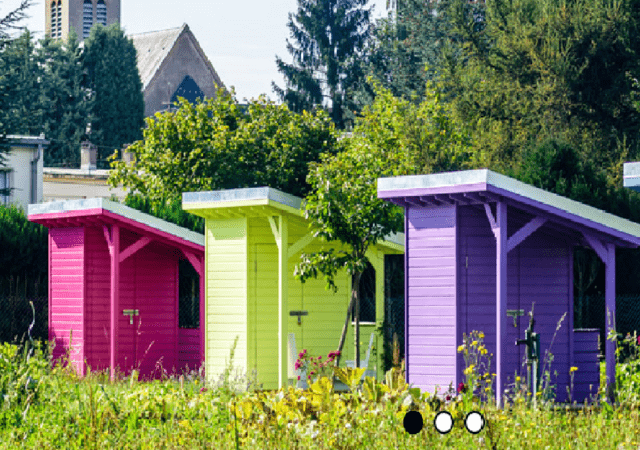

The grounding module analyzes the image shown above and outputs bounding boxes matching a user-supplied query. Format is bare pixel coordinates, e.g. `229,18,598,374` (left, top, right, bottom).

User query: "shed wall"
205,217,248,382
85,226,110,372
406,205,458,393
50,227,85,372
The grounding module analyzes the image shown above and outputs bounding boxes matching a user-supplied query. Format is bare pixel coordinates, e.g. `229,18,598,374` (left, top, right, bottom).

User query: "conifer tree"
83,23,144,168
273,0,371,129
39,32,89,167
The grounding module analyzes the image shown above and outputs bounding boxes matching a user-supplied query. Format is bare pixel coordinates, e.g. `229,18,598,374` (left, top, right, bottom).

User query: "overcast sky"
3,0,389,102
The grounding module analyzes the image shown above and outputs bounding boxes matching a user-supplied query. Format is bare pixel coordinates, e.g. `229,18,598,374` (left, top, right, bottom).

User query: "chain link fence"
575,294,640,357
0,295,48,343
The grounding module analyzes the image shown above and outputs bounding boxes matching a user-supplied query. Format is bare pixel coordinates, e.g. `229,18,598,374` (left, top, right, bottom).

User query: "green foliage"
108,92,340,203
122,193,204,235
38,32,88,168
440,0,640,172
273,0,372,129
83,23,144,168
0,204,47,286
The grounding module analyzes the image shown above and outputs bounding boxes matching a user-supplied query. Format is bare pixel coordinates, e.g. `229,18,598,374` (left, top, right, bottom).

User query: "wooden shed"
28,198,205,379
182,187,404,390
378,169,640,405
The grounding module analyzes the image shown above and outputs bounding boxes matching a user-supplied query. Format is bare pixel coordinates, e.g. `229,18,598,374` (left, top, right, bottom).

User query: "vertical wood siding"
457,205,570,400
406,205,457,393
206,217,248,383
246,218,350,390
178,328,201,370
572,329,600,403
85,226,111,372
50,227,85,372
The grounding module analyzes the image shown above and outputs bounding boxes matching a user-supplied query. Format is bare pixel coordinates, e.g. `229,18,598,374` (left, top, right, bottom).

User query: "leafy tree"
39,31,88,167
439,0,640,172
83,23,144,168
107,91,340,206
273,0,372,129
294,133,407,371
122,193,204,234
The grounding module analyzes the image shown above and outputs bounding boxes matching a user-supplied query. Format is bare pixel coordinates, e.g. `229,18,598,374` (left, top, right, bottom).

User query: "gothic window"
170,75,205,107
96,0,107,26
83,0,93,38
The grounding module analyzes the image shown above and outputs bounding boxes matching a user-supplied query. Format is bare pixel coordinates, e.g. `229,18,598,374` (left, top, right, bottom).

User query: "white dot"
465,411,485,434
434,411,453,434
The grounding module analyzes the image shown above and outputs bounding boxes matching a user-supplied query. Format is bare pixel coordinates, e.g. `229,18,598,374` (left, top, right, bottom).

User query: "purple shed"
378,169,640,405
28,198,205,380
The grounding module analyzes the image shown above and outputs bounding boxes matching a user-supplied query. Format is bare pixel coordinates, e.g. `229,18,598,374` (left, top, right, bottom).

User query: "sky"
3,0,390,103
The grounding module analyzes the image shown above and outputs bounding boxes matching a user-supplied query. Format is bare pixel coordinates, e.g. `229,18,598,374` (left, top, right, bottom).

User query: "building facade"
1,136,48,211
45,0,121,41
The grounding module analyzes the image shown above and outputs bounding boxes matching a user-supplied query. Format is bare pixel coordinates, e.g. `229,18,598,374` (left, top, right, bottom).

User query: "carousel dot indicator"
434,411,454,434
464,411,485,434
403,410,424,435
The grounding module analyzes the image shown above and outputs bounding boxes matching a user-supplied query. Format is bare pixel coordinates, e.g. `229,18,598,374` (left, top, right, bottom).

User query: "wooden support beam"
268,216,280,243
495,201,508,408
506,217,547,253
288,231,315,258
103,225,113,256
463,192,486,204
276,215,289,389
433,194,454,205
405,198,424,208
182,249,204,277
605,243,616,404
448,194,470,205
418,196,437,207
119,236,152,263
582,232,608,262
484,203,498,237
108,224,120,382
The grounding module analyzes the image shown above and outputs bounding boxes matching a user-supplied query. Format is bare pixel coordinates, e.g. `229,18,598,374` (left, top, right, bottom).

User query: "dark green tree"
39,31,88,167
83,23,144,168
273,0,371,129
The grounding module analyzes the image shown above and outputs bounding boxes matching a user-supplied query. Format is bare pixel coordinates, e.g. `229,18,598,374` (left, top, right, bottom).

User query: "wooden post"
199,256,205,369
374,251,385,380
108,225,120,382
277,215,289,388
496,202,508,407
605,243,616,403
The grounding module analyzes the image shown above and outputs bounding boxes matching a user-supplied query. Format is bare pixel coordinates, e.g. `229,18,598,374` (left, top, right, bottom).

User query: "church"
44,0,224,117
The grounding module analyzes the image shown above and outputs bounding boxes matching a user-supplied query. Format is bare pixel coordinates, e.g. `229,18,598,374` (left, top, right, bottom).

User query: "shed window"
96,0,107,26
83,0,93,38
179,259,200,328
0,170,11,206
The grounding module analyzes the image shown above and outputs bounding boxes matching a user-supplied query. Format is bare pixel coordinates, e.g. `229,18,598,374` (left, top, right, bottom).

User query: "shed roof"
183,187,404,250
28,198,204,252
623,162,640,192
378,169,640,248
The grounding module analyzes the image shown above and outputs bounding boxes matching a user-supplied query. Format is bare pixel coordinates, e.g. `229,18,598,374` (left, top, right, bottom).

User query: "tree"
83,23,144,168
294,133,406,372
439,0,640,172
39,31,88,167
0,0,36,172
273,0,372,129
107,91,341,206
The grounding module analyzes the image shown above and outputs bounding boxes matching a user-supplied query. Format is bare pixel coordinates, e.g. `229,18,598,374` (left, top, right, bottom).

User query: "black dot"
403,410,424,435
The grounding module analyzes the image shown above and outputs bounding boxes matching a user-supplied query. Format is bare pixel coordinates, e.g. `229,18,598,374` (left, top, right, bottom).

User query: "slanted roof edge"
28,198,204,247
378,169,640,244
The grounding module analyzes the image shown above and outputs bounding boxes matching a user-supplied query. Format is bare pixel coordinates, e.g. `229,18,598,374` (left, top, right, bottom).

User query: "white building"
0,135,48,212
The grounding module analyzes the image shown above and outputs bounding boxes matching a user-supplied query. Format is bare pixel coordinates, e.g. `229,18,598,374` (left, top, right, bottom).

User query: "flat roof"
378,169,640,246
624,162,640,192
28,197,204,248
183,187,405,251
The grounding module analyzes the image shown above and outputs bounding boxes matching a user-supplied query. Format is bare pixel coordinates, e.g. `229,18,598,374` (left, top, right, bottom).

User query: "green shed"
182,187,404,390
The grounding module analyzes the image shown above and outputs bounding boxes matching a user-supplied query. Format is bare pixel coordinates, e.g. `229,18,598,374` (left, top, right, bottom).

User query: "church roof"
128,23,224,91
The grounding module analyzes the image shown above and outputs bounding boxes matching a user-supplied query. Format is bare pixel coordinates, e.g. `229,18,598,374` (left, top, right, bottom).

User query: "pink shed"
28,198,205,380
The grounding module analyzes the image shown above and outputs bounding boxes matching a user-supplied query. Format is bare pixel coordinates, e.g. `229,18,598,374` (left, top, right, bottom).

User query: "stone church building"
44,0,224,116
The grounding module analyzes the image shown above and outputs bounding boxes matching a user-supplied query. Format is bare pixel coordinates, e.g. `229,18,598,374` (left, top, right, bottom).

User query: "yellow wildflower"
457,345,465,353
464,365,475,375
478,332,485,339
516,376,521,382
471,340,478,347
570,366,578,373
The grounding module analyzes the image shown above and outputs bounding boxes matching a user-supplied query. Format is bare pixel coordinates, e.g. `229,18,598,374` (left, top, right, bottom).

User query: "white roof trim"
28,198,204,247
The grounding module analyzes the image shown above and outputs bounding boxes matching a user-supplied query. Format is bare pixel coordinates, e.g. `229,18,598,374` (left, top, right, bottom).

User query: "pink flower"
299,351,305,359
297,375,301,380
200,387,208,393
445,394,451,401
457,382,467,394
637,336,640,346
318,356,322,360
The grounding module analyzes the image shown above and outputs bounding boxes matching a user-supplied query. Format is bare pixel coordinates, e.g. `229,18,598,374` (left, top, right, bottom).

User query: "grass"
1,332,640,449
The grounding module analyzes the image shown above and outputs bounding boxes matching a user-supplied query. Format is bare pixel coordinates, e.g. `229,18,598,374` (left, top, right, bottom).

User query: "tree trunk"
333,272,363,370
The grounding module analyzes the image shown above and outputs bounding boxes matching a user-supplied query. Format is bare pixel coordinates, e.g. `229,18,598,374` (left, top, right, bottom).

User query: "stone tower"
45,0,121,41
